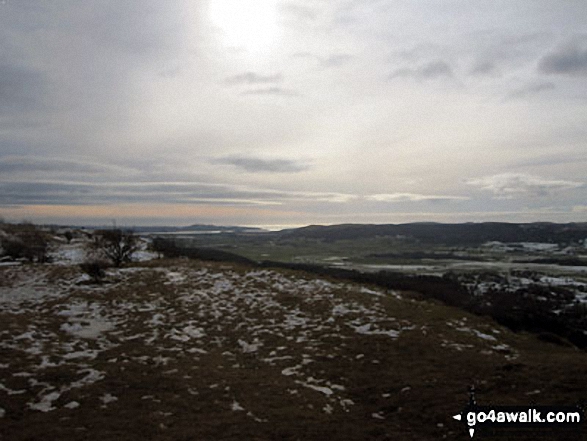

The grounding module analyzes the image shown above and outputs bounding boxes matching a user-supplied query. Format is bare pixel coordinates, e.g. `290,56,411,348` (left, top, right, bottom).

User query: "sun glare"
209,0,278,51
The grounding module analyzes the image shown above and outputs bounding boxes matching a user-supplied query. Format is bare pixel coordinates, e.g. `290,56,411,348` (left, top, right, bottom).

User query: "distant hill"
127,224,265,234
279,222,587,245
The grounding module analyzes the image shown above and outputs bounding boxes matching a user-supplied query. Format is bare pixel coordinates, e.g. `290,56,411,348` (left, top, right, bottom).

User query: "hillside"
281,222,587,245
1,258,586,440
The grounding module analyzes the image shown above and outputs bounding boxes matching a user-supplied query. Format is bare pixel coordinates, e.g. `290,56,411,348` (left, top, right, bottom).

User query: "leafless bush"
64,230,73,243
91,229,139,267
0,223,50,263
79,259,110,284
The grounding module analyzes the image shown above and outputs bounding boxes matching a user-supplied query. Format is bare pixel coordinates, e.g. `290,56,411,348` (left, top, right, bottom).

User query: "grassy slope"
0,259,585,440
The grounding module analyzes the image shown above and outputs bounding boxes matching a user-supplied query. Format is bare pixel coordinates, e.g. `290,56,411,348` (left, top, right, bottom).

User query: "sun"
209,0,279,51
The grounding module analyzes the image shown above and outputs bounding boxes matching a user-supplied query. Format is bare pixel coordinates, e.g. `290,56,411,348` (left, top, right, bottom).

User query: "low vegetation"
0,222,585,439
0,222,50,263
153,236,587,352
79,259,110,284
1,258,586,440
90,229,139,267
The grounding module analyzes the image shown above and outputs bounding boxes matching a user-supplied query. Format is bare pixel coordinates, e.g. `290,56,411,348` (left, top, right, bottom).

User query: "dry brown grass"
0,259,585,440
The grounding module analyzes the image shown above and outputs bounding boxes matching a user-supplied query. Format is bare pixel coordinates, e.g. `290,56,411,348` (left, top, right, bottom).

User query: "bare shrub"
91,229,139,267
64,230,73,243
1,223,50,263
79,259,109,284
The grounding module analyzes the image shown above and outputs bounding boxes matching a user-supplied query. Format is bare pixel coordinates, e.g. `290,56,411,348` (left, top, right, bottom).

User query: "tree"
92,229,139,267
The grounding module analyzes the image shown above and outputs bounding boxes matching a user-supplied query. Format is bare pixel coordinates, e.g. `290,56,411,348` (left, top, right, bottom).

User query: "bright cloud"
467,174,584,199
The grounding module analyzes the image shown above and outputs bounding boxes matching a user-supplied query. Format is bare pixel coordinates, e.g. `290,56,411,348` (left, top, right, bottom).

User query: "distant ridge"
39,224,266,233
128,225,265,234
278,222,587,245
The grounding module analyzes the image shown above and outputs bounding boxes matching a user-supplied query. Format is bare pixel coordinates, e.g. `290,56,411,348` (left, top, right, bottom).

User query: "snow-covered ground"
0,258,517,424
458,271,587,306
48,238,158,266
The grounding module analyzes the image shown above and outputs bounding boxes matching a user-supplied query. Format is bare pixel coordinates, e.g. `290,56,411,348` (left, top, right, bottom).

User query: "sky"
0,0,586,228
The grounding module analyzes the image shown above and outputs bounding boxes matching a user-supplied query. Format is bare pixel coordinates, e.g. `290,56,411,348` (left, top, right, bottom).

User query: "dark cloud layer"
240,87,299,97
539,38,587,76
0,179,352,207
506,82,555,100
390,60,453,80
470,61,496,76
0,64,46,113
224,72,283,85
292,52,352,68
215,156,309,173
0,156,133,175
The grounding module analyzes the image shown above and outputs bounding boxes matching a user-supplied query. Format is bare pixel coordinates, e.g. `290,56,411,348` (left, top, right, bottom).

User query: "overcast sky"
1,0,586,227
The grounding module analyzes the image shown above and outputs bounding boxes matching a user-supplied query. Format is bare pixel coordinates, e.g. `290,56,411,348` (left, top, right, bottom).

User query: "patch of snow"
456,327,497,342
133,250,158,262
0,382,26,395
164,271,186,284
49,244,86,265
101,393,118,405
60,319,115,339
69,369,105,389
231,400,245,411
352,323,400,338
518,242,558,251
296,381,333,396
64,401,80,409
238,339,262,353
281,366,300,376
29,391,61,412
63,350,99,360
339,399,354,410
359,287,383,296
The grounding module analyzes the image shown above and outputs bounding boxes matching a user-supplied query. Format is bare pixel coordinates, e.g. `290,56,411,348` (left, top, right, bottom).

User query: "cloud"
539,38,587,76
0,178,355,207
506,81,555,100
292,52,353,68
389,60,454,80
0,64,47,113
224,72,283,85
470,61,497,76
214,156,310,173
241,87,300,97
366,193,469,203
467,173,583,199
0,156,136,177
0,180,269,206
279,3,318,22
224,72,297,96
287,191,356,204
467,32,551,77
319,54,353,68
